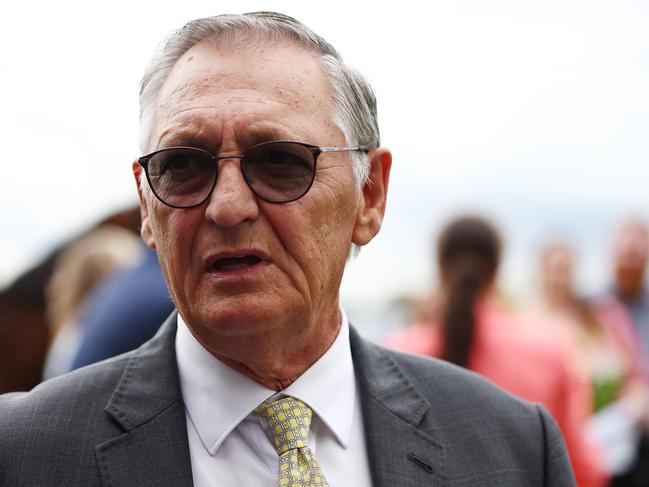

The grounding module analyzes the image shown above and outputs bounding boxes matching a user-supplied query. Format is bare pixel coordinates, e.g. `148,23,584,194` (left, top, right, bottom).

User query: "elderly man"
0,12,575,486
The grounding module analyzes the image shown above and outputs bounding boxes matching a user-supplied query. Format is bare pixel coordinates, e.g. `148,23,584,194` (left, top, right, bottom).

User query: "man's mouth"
210,255,263,272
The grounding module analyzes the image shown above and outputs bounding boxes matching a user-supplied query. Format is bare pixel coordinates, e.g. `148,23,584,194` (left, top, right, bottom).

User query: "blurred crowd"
387,216,649,487
1,208,649,487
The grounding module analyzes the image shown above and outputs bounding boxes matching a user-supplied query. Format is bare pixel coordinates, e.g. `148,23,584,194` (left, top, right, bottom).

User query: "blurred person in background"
537,242,649,481
385,215,607,487
610,220,649,358
42,225,143,379
68,246,174,371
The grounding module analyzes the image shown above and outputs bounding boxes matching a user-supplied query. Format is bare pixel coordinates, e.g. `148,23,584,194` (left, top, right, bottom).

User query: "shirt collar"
282,308,355,448
175,309,356,455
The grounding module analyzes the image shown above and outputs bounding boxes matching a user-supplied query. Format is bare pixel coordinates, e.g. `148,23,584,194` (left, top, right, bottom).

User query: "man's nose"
204,160,260,227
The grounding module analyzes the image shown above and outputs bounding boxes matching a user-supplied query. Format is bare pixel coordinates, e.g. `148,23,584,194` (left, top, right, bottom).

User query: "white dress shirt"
175,310,373,486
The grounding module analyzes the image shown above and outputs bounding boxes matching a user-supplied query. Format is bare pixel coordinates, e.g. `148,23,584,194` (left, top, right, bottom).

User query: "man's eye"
163,154,197,173
261,151,310,170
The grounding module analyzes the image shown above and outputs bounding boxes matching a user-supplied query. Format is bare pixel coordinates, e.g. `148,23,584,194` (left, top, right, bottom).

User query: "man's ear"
352,147,392,246
132,161,156,250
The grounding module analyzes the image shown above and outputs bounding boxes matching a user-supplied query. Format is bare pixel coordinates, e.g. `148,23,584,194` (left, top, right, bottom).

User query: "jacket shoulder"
379,344,530,407
0,354,134,485
1,355,131,447
357,341,575,485
1,352,130,411
0,318,183,487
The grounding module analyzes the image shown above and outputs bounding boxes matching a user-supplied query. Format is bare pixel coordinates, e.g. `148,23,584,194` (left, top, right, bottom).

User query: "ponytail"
437,217,501,368
441,259,483,367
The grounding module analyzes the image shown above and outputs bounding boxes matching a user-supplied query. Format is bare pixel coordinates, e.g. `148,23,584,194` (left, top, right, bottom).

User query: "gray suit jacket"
0,313,576,486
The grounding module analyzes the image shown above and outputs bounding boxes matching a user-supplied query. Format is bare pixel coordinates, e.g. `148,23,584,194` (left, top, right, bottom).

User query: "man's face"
136,41,385,347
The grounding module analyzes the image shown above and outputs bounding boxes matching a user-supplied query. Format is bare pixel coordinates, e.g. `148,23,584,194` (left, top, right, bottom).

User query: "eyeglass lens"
144,141,317,208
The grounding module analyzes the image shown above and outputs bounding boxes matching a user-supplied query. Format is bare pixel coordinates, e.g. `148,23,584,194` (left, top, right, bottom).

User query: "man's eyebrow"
237,129,288,147
156,125,299,151
156,130,213,151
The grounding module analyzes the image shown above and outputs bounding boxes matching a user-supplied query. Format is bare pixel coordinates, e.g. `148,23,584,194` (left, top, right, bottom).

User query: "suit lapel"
96,313,194,487
350,327,447,487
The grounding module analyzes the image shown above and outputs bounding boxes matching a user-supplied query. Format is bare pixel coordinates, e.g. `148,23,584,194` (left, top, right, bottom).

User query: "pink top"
384,299,608,487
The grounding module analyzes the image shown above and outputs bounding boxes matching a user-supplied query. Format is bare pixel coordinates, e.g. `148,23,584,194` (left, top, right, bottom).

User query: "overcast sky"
2,1,648,316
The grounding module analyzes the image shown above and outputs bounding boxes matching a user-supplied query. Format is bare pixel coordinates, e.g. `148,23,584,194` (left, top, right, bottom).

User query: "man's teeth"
213,255,261,271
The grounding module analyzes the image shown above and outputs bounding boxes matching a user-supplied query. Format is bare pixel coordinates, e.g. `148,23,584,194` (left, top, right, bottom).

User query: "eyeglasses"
138,140,370,208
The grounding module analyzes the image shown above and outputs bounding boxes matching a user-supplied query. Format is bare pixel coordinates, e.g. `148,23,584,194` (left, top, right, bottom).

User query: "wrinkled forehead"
153,36,337,135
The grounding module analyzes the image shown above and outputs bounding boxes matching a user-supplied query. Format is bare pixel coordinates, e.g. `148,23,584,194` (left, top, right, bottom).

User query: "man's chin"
184,304,293,340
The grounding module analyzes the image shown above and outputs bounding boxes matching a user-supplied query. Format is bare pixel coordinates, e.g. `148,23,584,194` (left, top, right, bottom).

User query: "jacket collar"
103,312,183,430
96,312,194,487
350,326,447,486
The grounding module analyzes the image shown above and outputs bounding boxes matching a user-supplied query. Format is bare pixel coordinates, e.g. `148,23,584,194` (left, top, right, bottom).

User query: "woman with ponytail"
437,216,500,367
385,216,608,487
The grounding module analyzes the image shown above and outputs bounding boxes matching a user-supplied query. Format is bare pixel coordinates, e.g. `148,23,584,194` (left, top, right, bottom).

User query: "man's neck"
184,308,342,391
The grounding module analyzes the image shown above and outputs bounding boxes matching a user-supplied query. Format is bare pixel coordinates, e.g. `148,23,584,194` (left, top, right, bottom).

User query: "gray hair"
139,11,380,187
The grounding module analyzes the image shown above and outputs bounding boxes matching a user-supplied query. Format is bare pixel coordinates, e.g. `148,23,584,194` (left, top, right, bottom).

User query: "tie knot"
255,397,313,455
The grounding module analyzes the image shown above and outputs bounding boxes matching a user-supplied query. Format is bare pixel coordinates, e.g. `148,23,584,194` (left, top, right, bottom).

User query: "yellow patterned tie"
255,397,329,487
